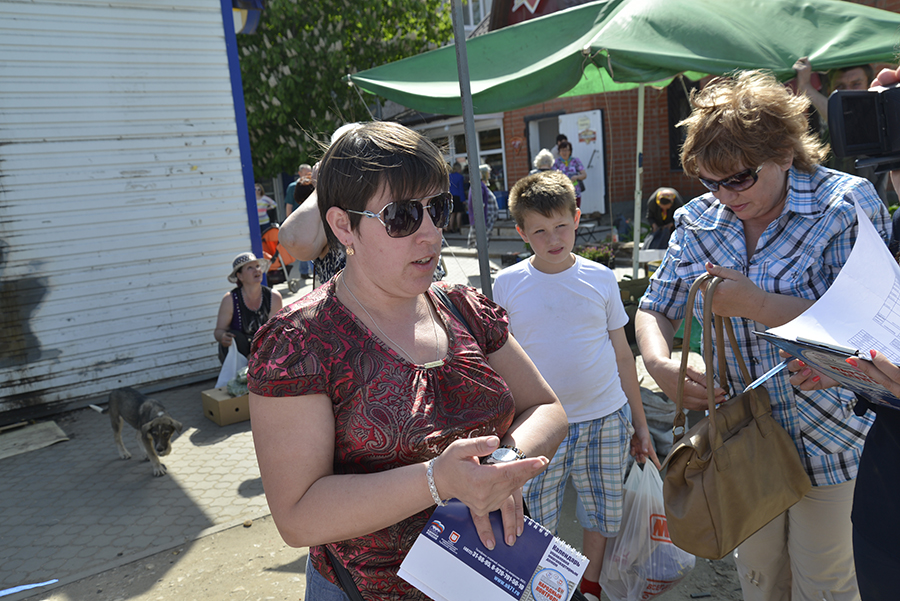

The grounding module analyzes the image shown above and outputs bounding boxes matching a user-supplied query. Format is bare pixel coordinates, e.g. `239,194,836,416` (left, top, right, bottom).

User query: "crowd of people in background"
217,57,900,601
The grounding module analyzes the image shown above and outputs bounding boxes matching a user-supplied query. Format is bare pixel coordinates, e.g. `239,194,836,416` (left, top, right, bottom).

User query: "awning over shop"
347,0,900,116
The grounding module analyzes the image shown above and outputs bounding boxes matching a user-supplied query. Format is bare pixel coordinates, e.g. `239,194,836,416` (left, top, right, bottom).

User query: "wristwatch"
481,445,526,465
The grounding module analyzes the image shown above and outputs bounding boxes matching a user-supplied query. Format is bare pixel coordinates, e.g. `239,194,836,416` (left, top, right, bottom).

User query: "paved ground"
0,227,741,601
0,379,269,600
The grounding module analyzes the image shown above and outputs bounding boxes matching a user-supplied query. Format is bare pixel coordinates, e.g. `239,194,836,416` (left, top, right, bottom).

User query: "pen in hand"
743,358,791,393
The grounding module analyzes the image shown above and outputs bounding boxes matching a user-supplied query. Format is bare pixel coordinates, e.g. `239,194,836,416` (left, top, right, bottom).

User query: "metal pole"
631,84,645,279
451,0,493,298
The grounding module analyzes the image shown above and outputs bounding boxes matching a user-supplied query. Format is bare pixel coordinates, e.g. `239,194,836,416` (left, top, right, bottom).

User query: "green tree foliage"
237,0,454,179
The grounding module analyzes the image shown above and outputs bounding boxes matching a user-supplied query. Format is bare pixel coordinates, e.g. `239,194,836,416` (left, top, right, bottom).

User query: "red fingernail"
798,361,806,368
870,350,877,359
812,376,820,383
846,357,859,368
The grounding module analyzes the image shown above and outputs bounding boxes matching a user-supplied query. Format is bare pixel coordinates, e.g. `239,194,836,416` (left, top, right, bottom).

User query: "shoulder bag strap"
430,284,475,338
703,278,771,448
673,274,710,439
324,547,365,601
708,279,769,424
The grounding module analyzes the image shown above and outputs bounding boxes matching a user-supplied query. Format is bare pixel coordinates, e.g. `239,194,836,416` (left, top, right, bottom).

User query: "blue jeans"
305,555,351,601
293,260,311,276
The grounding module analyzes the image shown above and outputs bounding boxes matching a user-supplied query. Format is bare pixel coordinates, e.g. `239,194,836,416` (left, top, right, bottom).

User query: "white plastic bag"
216,343,248,389
599,463,695,601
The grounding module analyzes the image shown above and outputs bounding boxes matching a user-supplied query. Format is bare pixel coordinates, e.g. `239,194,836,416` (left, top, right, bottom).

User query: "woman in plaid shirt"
636,71,890,601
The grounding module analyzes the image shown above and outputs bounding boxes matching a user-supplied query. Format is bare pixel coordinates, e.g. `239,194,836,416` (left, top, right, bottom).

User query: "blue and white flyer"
399,500,588,601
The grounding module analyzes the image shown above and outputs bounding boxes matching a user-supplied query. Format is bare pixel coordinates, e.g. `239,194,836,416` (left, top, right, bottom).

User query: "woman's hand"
793,348,900,398
635,309,726,411
704,263,814,327
219,330,234,347
433,436,549,551
702,263,765,318
782,350,837,391
852,350,900,397
646,356,726,411
786,359,838,391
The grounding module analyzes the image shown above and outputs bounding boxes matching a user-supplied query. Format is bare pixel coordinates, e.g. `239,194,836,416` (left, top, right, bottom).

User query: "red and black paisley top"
248,279,515,600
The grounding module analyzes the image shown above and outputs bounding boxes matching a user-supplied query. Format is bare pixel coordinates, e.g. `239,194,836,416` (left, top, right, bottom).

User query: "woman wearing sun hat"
214,252,283,363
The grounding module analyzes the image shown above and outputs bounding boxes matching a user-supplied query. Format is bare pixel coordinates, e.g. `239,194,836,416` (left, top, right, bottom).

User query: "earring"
345,246,355,256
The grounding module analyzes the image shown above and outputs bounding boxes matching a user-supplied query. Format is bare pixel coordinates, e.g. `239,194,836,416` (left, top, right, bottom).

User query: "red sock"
580,578,602,599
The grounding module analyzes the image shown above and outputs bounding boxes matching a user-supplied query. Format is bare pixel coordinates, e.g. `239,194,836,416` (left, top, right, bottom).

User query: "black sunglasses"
345,192,452,238
698,165,763,193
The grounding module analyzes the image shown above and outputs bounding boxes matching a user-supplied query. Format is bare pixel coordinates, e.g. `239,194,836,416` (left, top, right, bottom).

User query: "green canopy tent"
347,0,900,282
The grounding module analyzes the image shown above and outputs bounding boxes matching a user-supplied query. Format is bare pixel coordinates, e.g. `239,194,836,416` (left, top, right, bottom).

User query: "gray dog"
93,387,183,477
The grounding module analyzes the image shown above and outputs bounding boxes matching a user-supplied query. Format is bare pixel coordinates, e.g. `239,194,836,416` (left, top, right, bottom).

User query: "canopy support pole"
451,0,493,298
631,84,645,280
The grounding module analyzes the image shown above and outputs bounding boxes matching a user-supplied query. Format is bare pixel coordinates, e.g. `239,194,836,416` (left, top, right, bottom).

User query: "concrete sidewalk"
0,379,267,600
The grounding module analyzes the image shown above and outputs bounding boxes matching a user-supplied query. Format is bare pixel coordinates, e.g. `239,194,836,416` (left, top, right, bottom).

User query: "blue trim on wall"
220,0,262,261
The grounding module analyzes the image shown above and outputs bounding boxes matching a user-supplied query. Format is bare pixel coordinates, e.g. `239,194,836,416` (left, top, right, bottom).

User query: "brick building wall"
503,85,707,219
501,0,900,221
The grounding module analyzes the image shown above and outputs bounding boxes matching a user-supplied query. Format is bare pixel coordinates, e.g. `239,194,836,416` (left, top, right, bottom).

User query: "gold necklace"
341,274,444,369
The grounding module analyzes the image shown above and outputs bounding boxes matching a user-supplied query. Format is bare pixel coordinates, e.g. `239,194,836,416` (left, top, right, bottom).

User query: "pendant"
422,359,444,369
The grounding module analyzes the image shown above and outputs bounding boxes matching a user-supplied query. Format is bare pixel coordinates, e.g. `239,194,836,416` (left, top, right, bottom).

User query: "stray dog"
91,387,183,477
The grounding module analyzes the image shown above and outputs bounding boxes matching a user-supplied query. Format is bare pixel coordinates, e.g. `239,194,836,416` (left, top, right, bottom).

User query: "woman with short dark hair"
248,121,567,601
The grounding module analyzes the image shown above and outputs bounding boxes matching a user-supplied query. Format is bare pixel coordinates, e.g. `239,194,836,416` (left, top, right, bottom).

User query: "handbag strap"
673,275,706,437
325,546,365,601
431,284,475,338
674,274,763,443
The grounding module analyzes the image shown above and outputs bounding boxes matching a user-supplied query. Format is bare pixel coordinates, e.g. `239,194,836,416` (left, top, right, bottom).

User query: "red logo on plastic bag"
649,514,670,543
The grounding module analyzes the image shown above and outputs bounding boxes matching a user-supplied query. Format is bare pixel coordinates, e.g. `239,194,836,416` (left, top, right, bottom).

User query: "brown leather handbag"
661,274,812,560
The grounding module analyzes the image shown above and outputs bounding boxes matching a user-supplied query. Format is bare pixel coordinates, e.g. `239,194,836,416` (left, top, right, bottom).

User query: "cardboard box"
201,387,250,426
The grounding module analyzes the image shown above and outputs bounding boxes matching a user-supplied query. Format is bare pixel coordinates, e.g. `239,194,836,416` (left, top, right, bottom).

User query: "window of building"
416,115,507,193
462,0,493,34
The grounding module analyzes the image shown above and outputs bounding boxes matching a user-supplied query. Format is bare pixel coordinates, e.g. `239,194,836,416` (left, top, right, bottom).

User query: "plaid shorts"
523,403,633,537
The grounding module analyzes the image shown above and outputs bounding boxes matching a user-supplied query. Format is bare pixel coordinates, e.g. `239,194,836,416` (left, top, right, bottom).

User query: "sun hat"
227,252,269,283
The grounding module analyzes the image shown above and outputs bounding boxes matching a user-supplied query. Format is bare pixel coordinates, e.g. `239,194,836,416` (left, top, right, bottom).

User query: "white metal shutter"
0,0,254,414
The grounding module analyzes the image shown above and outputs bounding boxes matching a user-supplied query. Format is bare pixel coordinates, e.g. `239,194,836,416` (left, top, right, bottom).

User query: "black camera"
828,85,900,173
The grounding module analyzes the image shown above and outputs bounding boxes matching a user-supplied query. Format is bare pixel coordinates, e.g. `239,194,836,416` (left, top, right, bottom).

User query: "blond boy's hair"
509,171,577,229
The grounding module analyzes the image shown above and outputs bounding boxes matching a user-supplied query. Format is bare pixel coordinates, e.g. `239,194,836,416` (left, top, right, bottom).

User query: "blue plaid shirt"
640,166,891,486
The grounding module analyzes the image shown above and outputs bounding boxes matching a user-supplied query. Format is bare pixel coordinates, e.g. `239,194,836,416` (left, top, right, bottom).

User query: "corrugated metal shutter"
0,0,254,416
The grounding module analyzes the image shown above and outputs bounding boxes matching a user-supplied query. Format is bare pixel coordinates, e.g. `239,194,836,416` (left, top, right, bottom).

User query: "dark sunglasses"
698,165,763,193
345,192,452,238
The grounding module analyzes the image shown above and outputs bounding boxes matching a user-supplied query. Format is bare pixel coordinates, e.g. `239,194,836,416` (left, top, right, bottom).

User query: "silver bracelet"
426,458,446,507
